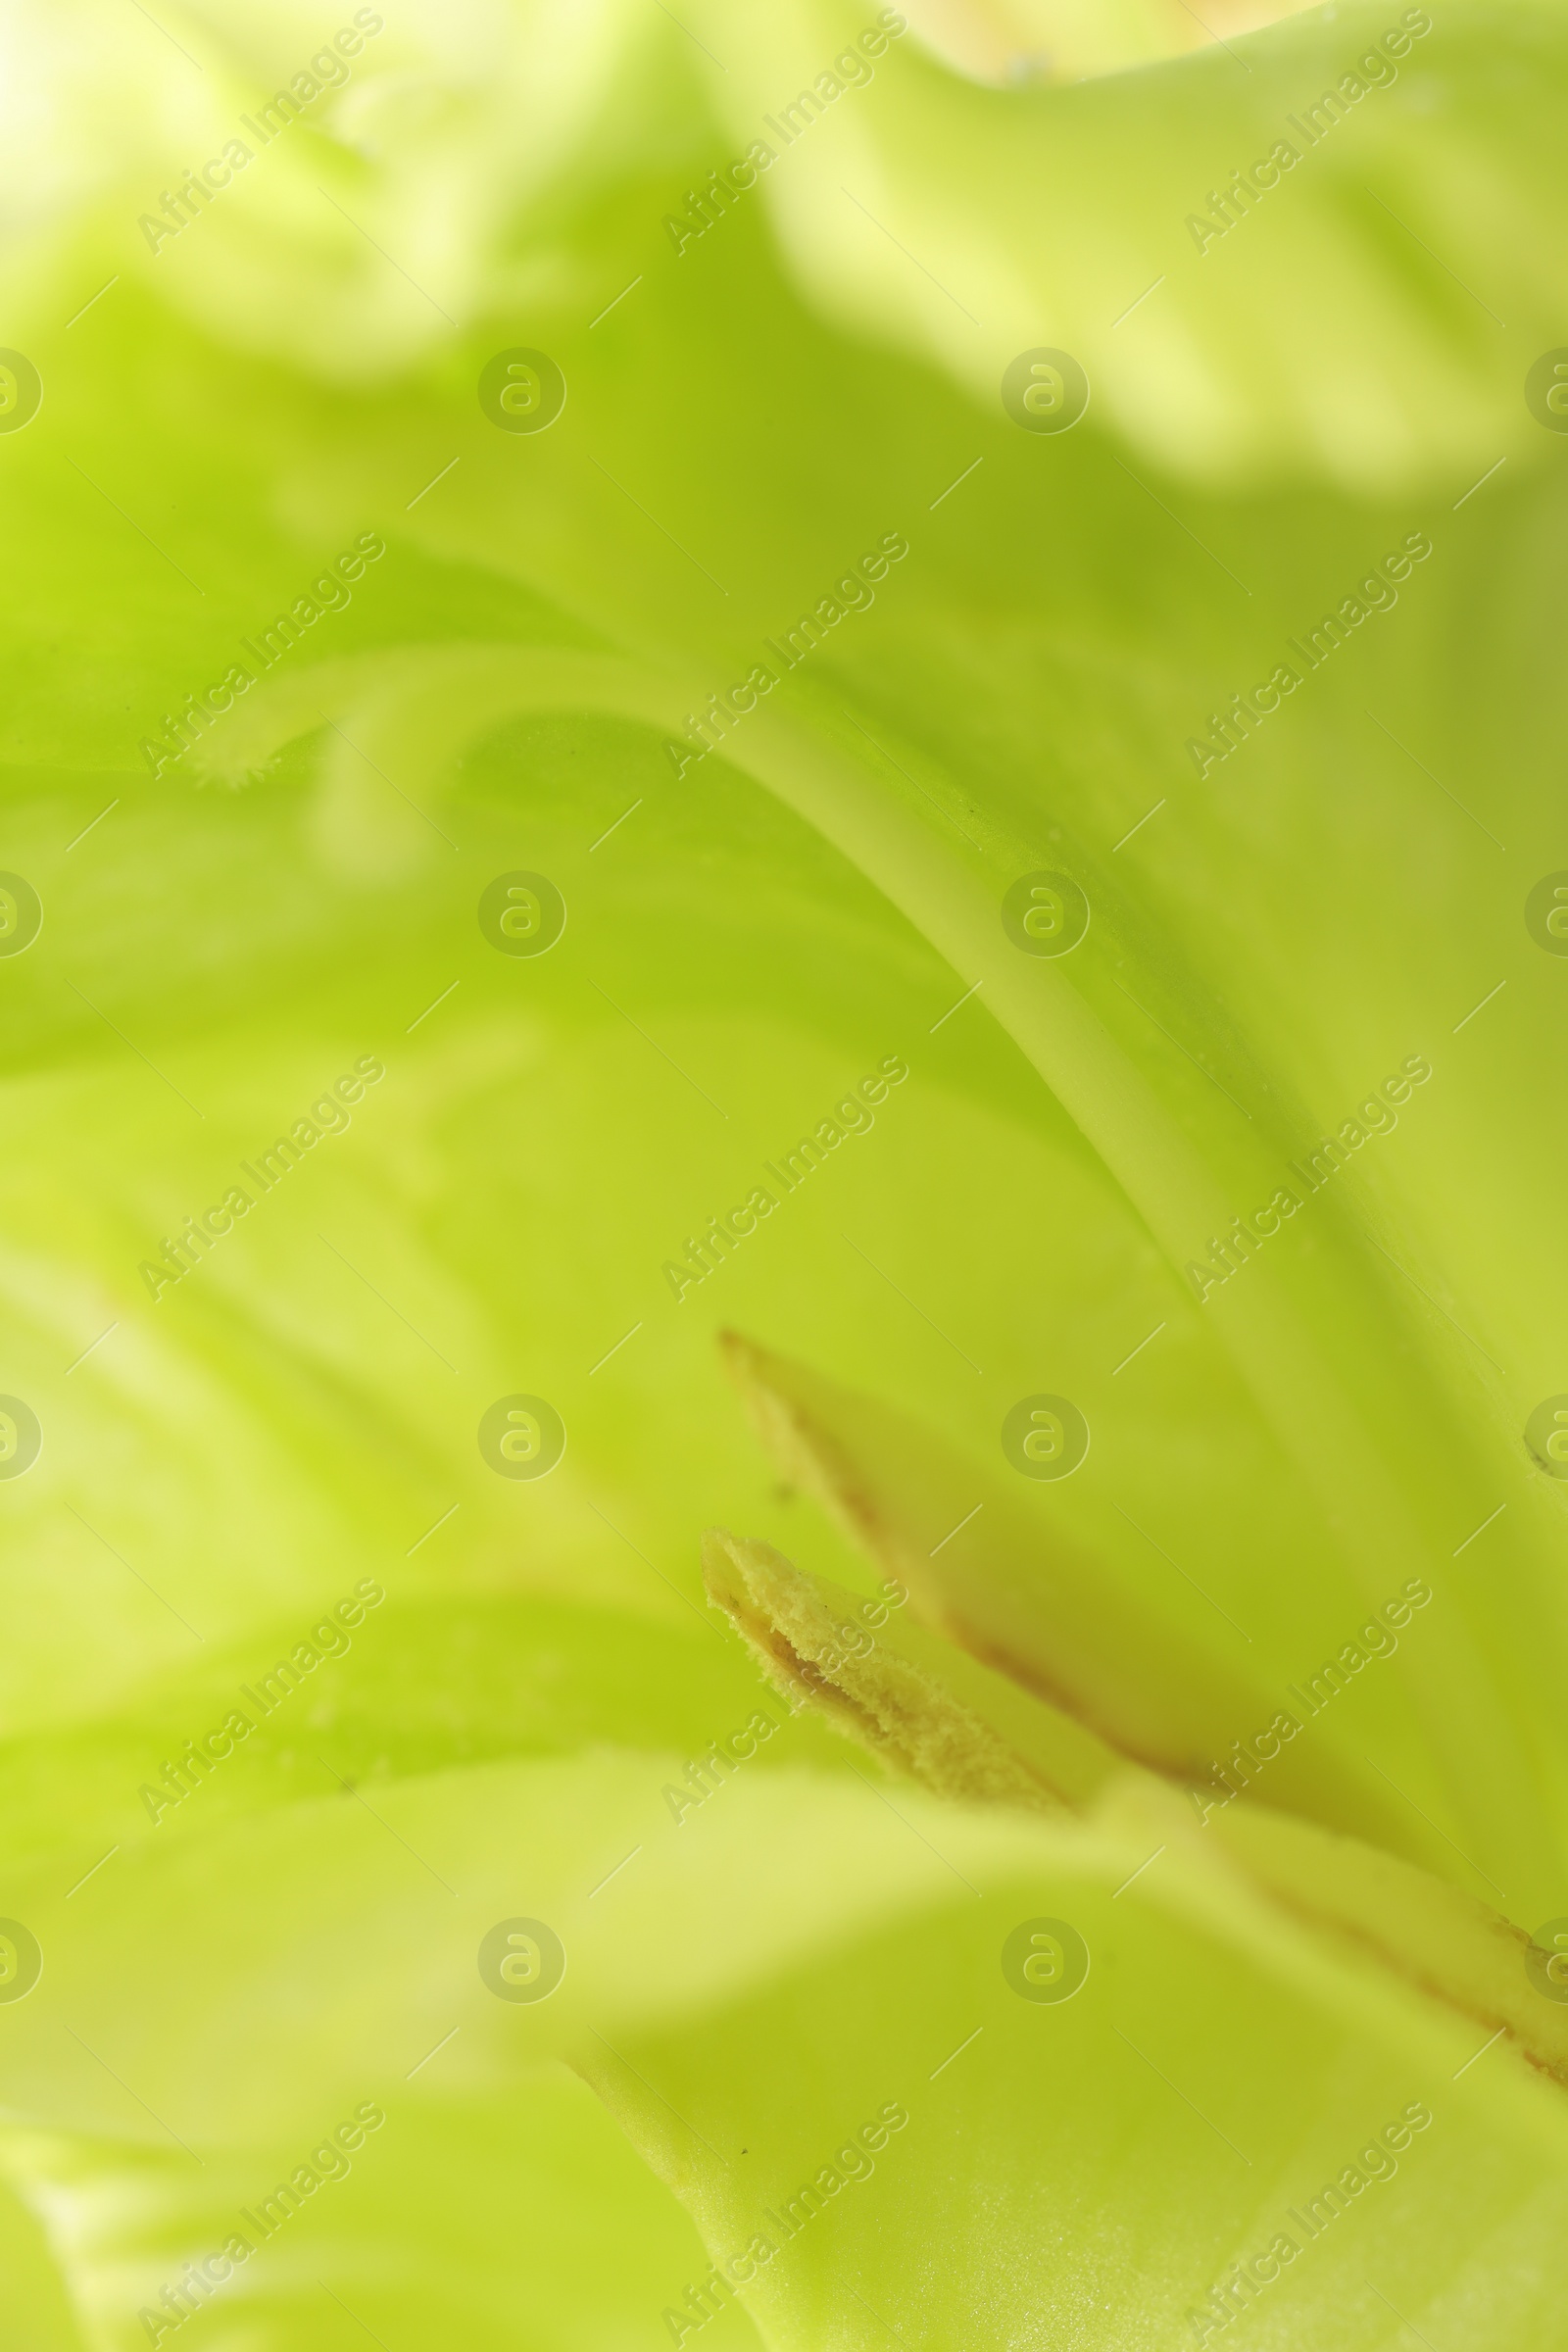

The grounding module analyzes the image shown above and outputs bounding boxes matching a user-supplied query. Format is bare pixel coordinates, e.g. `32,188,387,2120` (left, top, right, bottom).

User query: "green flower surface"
2,1,1567,2345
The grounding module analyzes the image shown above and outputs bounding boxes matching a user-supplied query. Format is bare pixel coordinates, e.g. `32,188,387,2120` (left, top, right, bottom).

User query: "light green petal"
0,1753,1056,2148
576,1794,1568,2350
702,1526,1568,2082
688,0,1562,486
0,2081,748,2352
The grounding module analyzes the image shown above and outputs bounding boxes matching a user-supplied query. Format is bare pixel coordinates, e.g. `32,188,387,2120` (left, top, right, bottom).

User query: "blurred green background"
2,2,1568,2345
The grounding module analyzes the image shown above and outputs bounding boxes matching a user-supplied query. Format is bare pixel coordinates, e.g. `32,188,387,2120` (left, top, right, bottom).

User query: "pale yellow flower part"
900,0,1313,86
